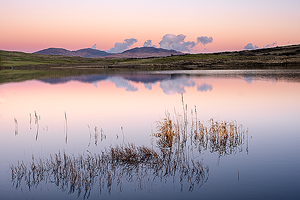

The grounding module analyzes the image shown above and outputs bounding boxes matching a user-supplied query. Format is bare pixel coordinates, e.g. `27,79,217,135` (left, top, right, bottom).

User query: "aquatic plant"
10,99,248,198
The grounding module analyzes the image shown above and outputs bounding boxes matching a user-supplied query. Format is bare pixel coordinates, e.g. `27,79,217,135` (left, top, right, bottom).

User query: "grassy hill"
1,44,300,71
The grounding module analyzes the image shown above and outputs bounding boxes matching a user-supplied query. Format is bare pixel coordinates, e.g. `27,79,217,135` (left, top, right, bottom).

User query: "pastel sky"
1,0,300,53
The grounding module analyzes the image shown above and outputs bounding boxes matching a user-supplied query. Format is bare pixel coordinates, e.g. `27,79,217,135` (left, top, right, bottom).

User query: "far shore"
0,44,299,74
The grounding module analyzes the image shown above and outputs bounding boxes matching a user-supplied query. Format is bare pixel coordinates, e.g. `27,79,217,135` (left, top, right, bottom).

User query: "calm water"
0,70,299,200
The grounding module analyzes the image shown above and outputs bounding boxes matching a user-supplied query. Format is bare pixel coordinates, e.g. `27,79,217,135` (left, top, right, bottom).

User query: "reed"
87,125,92,147
34,111,39,141
94,126,98,146
64,111,68,144
88,125,105,147
29,113,32,130
14,118,18,135
155,108,248,158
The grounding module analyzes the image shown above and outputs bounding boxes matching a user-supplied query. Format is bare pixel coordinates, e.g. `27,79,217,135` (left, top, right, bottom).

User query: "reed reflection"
10,144,209,198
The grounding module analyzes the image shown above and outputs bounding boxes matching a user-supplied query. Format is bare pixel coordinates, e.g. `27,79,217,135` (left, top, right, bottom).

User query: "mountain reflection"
40,74,200,95
38,70,300,95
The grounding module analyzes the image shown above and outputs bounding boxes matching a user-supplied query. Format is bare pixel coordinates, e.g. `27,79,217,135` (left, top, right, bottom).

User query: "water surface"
0,70,299,200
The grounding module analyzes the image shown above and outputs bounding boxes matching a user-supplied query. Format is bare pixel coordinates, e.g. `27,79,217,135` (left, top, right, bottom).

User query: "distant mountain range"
34,48,112,58
33,47,183,58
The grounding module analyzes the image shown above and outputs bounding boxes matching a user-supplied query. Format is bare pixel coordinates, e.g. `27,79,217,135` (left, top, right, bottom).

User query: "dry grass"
157,115,248,156
155,96,248,158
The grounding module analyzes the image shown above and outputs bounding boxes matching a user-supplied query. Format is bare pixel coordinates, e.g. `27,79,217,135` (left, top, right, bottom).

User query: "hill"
33,47,183,58
106,47,183,58
34,48,112,58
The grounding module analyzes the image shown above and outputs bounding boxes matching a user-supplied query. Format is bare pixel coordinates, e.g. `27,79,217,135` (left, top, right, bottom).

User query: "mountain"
34,48,112,58
105,47,183,58
33,47,183,58
73,48,111,58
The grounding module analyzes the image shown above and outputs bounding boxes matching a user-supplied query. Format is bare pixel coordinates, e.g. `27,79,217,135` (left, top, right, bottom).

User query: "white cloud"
159,34,195,52
143,40,156,47
264,41,277,48
91,44,97,49
197,36,213,45
244,43,259,50
107,38,138,53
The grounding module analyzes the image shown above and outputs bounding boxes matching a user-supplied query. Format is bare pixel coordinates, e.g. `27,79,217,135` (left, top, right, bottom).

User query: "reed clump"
155,105,248,159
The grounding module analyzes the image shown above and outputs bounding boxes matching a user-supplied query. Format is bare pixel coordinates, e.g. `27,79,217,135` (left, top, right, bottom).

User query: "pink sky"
1,0,300,53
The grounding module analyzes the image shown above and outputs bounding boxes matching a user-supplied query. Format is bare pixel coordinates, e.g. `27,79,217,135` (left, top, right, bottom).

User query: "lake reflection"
0,70,300,200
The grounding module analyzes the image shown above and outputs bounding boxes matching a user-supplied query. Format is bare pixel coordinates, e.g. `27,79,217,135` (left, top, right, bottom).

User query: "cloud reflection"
108,77,138,92
92,81,97,87
244,76,253,84
144,83,153,90
197,83,213,92
160,78,195,95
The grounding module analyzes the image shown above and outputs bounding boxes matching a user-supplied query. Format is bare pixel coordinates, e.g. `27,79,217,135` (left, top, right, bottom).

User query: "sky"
1,0,300,53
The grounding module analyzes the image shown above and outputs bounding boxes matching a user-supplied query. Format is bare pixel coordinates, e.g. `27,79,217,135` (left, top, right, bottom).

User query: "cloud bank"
104,34,214,53
107,38,137,53
143,40,156,48
244,43,259,50
159,34,195,52
197,36,213,45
